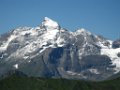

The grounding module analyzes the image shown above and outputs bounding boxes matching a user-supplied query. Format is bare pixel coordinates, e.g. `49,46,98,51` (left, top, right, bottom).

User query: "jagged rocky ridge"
0,17,120,81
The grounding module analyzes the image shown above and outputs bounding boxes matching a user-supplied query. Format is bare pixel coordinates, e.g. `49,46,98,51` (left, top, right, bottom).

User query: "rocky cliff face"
0,17,120,81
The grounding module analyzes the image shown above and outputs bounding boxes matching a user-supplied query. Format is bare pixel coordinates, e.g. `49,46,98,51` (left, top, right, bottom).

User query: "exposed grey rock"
112,39,120,48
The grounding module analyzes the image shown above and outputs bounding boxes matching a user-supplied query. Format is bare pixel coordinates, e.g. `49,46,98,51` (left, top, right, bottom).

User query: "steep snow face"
95,37,120,73
97,39,120,73
0,17,67,60
7,29,60,59
0,27,39,52
43,29,59,41
0,34,17,51
42,17,60,29
101,48,120,73
12,27,39,36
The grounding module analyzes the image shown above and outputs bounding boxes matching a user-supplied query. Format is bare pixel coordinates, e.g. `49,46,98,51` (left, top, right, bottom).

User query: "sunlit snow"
13,64,18,69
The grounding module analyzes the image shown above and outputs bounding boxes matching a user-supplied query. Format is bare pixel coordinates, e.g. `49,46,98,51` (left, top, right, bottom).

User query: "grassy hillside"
0,75,120,90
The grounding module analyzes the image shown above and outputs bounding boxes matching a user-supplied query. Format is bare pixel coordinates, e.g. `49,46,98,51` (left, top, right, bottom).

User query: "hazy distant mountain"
0,17,120,81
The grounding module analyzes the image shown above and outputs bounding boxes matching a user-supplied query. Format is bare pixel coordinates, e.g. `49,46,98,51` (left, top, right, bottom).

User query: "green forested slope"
0,75,120,90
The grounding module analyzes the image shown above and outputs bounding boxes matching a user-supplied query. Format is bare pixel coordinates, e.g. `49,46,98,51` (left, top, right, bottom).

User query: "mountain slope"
0,17,120,81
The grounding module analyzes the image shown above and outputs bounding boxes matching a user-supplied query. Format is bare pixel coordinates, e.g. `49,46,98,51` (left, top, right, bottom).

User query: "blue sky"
0,0,120,40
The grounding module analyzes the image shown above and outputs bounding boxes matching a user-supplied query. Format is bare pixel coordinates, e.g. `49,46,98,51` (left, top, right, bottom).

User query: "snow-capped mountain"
0,17,120,81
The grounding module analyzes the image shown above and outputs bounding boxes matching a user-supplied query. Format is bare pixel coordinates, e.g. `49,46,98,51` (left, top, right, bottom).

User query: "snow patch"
23,56,29,59
67,71,81,76
28,60,31,63
13,64,18,69
67,71,77,75
89,69,100,74
97,40,112,49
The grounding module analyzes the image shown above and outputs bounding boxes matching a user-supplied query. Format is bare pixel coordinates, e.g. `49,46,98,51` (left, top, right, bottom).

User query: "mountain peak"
44,17,53,21
75,28,92,35
42,17,60,29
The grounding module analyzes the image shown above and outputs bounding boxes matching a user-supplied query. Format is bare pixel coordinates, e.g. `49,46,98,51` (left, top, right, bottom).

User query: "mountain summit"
0,17,120,81
42,17,60,29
